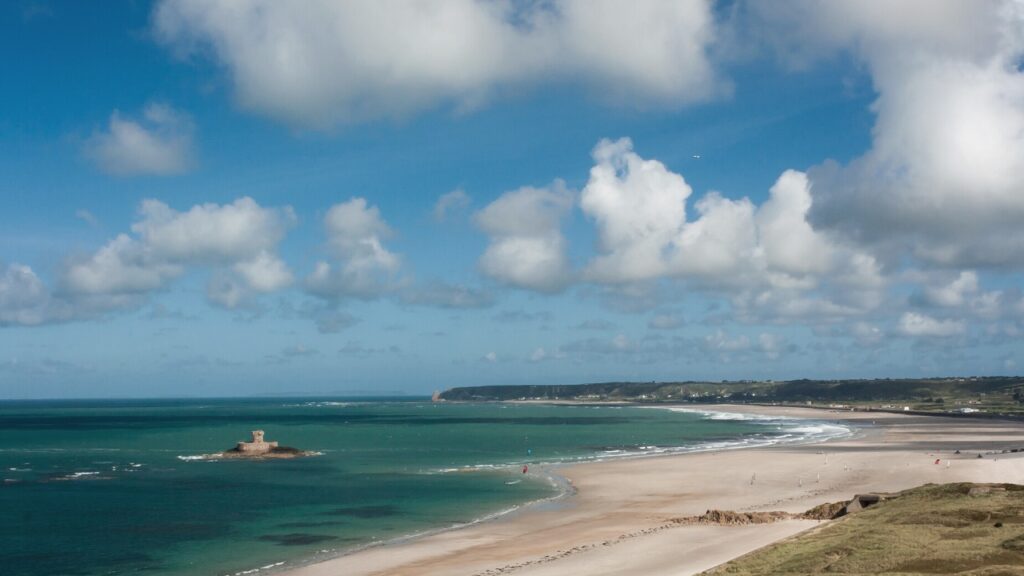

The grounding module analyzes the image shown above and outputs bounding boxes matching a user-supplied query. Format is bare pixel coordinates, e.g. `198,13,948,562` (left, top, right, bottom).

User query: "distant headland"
438,376,1024,418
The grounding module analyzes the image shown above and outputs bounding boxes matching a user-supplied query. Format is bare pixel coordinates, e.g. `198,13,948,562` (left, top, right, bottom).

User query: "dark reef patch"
258,533,340,546
276,520,345,529
326,504,399,519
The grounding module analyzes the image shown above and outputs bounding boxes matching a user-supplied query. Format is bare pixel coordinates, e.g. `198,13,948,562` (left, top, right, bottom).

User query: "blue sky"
3,1,1023,398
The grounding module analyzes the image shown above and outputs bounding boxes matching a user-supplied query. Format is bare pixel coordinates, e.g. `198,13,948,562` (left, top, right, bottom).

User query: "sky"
3,0,1024,398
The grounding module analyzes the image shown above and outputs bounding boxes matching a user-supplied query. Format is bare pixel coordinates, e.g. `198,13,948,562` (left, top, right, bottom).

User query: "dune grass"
704,483,1024,575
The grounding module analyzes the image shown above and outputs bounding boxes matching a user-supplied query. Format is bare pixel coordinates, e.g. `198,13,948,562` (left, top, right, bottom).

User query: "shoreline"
278,403,1024,576
268,405,853,575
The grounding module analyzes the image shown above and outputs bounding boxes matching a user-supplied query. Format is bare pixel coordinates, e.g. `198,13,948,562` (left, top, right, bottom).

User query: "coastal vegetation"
439,377,1024,417
703,483,1024,575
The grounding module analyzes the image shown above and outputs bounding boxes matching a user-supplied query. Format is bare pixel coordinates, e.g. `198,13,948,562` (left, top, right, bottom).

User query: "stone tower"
236,429,278,453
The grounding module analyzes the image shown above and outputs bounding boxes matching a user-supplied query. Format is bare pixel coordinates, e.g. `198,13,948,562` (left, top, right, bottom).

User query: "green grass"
704,483,1024,575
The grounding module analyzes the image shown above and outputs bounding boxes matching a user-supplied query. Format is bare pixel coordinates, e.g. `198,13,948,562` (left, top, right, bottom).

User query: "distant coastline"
438,376,1024,419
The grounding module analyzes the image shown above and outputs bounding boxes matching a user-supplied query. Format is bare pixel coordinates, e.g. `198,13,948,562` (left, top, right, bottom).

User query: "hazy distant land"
440,376,1024,417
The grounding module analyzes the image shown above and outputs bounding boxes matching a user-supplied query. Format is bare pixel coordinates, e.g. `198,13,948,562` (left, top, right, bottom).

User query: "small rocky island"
220,430,315,460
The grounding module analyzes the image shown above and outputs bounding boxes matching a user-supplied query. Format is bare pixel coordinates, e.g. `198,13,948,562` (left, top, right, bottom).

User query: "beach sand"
282,405,1024,576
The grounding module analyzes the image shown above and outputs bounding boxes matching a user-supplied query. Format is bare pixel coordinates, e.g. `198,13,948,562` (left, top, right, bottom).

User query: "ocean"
0,398,849,576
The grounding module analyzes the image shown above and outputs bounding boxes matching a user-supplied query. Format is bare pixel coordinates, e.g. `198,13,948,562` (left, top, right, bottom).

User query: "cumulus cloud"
232,250,294,293
132,198,294,263
306,198,401,300
62,197,295,307
475,181,574,292
62,234,182,296
921,271,979,308
0,262,148,327
84,103,194,176
465,137,894,329
581,138,693,283
0,264,62,326
574,139,884,323
153,0,723,128
61,197,295,309
754,170,833,277
898,312,967,338
744,1,1024,269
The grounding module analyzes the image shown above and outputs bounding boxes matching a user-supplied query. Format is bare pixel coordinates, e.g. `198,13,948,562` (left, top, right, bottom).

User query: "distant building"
235,430,278,454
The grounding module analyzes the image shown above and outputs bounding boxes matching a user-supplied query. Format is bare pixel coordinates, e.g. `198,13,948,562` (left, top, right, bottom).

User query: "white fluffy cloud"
84,103,194,176
746,1,1024,269
475,181,574,292
578,139,881,309
1,262,148,326
132,198,294,264
62,235,181,295
755,170,833,277
306,198,401,299
153,0,722,128
62,197,295,309
581,138,692,283
465,137,890,328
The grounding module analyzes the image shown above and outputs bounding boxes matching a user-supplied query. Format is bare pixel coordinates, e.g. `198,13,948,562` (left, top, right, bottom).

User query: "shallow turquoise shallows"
0,398,845,576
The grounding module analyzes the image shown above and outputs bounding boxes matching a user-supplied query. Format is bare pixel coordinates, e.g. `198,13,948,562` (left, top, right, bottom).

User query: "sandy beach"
282,405,1024,576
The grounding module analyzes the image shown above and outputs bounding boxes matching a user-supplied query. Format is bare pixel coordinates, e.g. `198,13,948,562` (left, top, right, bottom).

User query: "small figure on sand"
750,473,756,486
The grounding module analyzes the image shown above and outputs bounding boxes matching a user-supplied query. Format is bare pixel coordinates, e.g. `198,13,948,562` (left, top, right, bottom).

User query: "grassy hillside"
704,483,1024,575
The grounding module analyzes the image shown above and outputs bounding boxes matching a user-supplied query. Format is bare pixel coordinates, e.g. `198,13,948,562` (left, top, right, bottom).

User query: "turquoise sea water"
0,399,848,576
